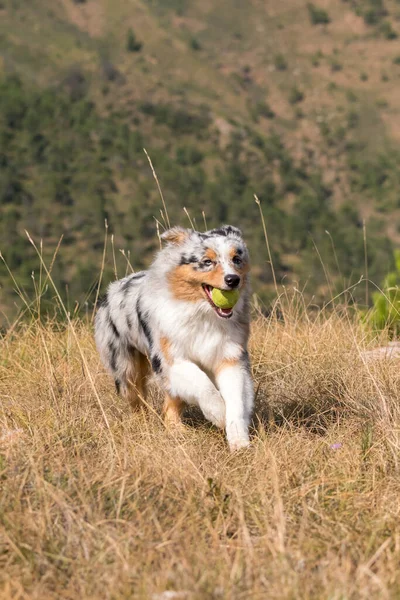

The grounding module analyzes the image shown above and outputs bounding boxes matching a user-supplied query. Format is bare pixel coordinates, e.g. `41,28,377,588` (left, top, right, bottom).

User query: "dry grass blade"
119,249,135,276
111,234,118,280
254,194,278,300
91,220,108,323
202,210,208,231
363,219,369,307
144,148,171,229
183,206,195,230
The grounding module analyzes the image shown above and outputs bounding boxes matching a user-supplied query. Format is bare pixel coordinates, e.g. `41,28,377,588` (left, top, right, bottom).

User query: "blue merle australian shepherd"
95,225,254,450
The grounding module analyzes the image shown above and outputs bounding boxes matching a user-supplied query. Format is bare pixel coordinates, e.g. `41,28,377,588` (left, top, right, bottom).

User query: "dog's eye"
202,259,213,267
232,256,242,266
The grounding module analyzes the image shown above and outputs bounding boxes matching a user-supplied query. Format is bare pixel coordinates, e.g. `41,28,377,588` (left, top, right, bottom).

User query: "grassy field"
2,296,400,599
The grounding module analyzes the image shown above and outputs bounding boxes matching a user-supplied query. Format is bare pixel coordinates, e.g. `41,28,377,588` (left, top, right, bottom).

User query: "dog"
94,224,254,450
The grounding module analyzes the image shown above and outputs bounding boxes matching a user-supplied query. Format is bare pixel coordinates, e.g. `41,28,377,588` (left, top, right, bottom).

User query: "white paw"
202,409,225,430
211,416,226,430
229,438,251,452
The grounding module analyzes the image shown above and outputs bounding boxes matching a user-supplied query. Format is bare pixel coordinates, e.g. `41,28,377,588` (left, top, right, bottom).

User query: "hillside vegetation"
2,0,400,321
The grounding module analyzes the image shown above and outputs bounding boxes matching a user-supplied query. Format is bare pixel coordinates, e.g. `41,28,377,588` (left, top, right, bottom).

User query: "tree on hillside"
126,28,143,53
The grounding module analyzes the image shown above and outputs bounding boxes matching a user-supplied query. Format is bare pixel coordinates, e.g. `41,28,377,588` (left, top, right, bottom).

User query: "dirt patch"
171,14,207,34
330,9,367,37
61,0,105,38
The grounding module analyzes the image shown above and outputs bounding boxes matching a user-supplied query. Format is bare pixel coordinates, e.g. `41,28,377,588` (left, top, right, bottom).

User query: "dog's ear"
206,225,243,239
161,226,192,245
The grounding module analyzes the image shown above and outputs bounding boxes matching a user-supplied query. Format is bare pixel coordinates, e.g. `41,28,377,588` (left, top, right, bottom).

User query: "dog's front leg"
167,360,226,429
216,361,253,451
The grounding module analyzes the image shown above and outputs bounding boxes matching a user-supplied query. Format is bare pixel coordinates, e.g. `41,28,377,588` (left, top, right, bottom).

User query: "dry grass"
2,300,400,599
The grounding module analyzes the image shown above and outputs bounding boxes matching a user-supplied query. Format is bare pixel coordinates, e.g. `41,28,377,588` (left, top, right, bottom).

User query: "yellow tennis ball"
211,288,240,309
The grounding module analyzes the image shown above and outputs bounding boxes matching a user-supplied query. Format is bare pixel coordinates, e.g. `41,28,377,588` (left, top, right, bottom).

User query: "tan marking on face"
160,337,172,365
168,264,225,302
205,248,217,261
168,265,205,302
204,264,225,288
215,357,240,375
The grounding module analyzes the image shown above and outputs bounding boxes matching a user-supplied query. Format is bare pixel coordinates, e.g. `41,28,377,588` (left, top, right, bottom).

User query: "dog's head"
160,224,250,319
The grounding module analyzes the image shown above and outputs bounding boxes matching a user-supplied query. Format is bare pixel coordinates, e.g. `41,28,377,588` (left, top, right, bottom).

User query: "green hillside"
1,0,400,322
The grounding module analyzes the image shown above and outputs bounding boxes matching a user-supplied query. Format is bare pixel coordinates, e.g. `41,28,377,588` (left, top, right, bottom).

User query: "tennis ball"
211,288,240,309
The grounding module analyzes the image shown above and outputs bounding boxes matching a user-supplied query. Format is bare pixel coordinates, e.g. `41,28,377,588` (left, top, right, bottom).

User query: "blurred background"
1,0,399,325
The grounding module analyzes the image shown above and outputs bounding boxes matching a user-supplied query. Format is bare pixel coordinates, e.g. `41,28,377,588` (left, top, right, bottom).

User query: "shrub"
126,28,142,52
347,110,359,129
251,100,275,121
190,37,201,51
380,20,397,39
393,55,400,65
176,145,203,166
288,86,304,104
346,90,357,102
376,98,388,108
330,59,343,72
101,60,125,84
139,101,211,135
307,3,330,25
274,54,288,71
366,251,400,334
363,0,387,25
311,51,323,67
62,66,88,102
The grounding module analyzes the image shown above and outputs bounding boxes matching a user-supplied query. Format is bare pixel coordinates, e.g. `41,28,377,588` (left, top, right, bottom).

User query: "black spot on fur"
108,314,120,339
236,247,244,256
209,227,228,237
115,379,121,394
179,254,199,265
198,233,211,240
98,293,108,308
121,278,132,293
121,272,146,293
126,315,132,330
151,355,162,374
137,298,153,349
108,341,117,372
241,349,251,371
197,261,214,271
119,299,126,310
208,225,242,238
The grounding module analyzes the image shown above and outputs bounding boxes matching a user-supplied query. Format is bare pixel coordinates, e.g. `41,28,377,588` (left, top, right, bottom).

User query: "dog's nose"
224,274,240,289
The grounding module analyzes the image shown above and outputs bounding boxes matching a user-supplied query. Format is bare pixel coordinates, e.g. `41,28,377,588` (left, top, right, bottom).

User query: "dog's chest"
171,318,242,370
